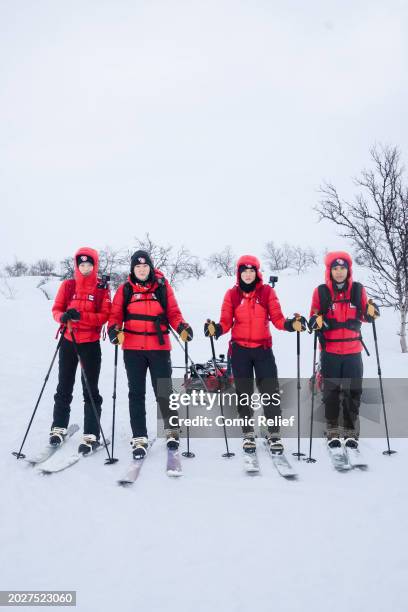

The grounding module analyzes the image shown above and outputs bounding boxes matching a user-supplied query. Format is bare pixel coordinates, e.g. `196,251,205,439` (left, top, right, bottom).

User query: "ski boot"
344,437,359,449
266,434,284,455
49,427,68,447
131,436,149,460
242,432,256,454
165,429,180,451
78,434,100,455
326,425,342,449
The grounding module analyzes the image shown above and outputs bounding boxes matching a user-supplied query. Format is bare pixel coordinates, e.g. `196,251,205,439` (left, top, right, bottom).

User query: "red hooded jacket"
108,270,186,351
52,247,111,343
310,251,368,355
219,255,287,349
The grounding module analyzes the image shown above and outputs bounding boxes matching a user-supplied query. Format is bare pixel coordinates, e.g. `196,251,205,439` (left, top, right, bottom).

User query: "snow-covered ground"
1,273,407,612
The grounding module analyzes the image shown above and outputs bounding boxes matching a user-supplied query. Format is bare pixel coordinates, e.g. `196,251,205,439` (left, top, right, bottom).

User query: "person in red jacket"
50,247,111,454
308,251,380,449
205,254,307,454
107,250,193,459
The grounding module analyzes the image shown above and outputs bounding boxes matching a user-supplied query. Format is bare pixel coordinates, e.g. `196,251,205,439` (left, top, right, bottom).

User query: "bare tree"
184,257,206,280
4,259,29,277
60,257,75,279
98,246,125,276
207,246,235,277
263,242,317,273
263,241,293,271
289,246,318,275
317,144,408,353
30,259,56,277
0,277,17,299
165,247,205,287
98,246,129,289
130,233,173,271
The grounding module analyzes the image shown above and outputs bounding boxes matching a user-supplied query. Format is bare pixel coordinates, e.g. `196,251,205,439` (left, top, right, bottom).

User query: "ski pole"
182,341,195,458
371,319,396,456
292,329,305,460
304,331,317,463
209,333,235,458
170,326,234,457
108,344,119,464
69,327,117,464
169,327,211,392
12,326,67,459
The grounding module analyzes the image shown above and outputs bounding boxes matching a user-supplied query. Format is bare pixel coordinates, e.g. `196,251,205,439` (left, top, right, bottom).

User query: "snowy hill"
0,272,407,612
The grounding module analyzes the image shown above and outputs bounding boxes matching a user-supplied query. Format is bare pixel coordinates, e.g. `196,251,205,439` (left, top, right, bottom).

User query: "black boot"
165,429,180,451
131,436,149,460
78,434,100,455
49,427,68,447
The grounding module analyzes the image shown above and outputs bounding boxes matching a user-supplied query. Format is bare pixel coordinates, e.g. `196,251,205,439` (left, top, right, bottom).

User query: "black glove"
108,326,124,345
204,320,223,339
284,315,308,332
308,314,329,332
177,322,193,342
60,309,81,324
366,301,380,322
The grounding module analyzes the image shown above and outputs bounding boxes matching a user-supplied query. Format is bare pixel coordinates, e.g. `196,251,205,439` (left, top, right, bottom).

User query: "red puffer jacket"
108,270,186,351
219,255,287,349
52,247,111,343
310,251,368,355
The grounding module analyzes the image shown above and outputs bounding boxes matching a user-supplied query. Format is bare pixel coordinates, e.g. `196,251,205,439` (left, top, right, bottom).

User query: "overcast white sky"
1,0,407,267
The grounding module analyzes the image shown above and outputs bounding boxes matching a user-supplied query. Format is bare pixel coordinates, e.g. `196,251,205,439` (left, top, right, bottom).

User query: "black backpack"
122,277,169,345
317,281,363,318
317,282,369,355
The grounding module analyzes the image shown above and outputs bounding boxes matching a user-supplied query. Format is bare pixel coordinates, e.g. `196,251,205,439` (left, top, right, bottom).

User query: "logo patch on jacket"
88,294,94,301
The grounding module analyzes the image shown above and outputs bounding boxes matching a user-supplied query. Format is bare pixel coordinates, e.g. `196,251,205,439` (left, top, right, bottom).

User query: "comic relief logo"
337,259,345,265
138,257,146,264
80,255,88,261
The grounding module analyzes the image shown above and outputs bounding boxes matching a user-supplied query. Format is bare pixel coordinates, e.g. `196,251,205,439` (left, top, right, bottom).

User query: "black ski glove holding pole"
177,322,193,342
204,320,223,339
284,314,308,332
60,309,80,323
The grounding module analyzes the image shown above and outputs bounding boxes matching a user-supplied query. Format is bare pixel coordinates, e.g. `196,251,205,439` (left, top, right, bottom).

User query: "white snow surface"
1,273,407,612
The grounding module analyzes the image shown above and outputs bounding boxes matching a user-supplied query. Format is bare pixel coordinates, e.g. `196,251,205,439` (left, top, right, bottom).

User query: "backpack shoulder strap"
154,277,168,312
317,284,332,314
122,282,133,319
350,281,363,317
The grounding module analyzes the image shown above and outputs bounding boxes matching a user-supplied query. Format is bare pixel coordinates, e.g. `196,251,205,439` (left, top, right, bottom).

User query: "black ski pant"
321,350,363,437
52,338,103,437
230,343,281,435
123,349,177,438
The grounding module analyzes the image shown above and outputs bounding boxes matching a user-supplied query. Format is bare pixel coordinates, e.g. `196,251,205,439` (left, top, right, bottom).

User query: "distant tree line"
2,234,319,288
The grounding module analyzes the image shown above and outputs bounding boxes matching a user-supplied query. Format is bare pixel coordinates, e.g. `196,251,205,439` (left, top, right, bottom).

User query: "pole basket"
104,457,119,465
12,451,26,459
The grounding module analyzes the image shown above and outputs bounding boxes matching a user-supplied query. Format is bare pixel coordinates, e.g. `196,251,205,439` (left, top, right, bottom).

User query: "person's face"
241,268,256,284
134,263,150,281
78,262,93,276
331,265,348,283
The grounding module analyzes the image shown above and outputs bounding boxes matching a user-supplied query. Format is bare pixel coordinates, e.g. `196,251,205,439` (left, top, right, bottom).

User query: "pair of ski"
244,441,297,479
327,442,368,472
117,441,183,486
25,424,109,474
